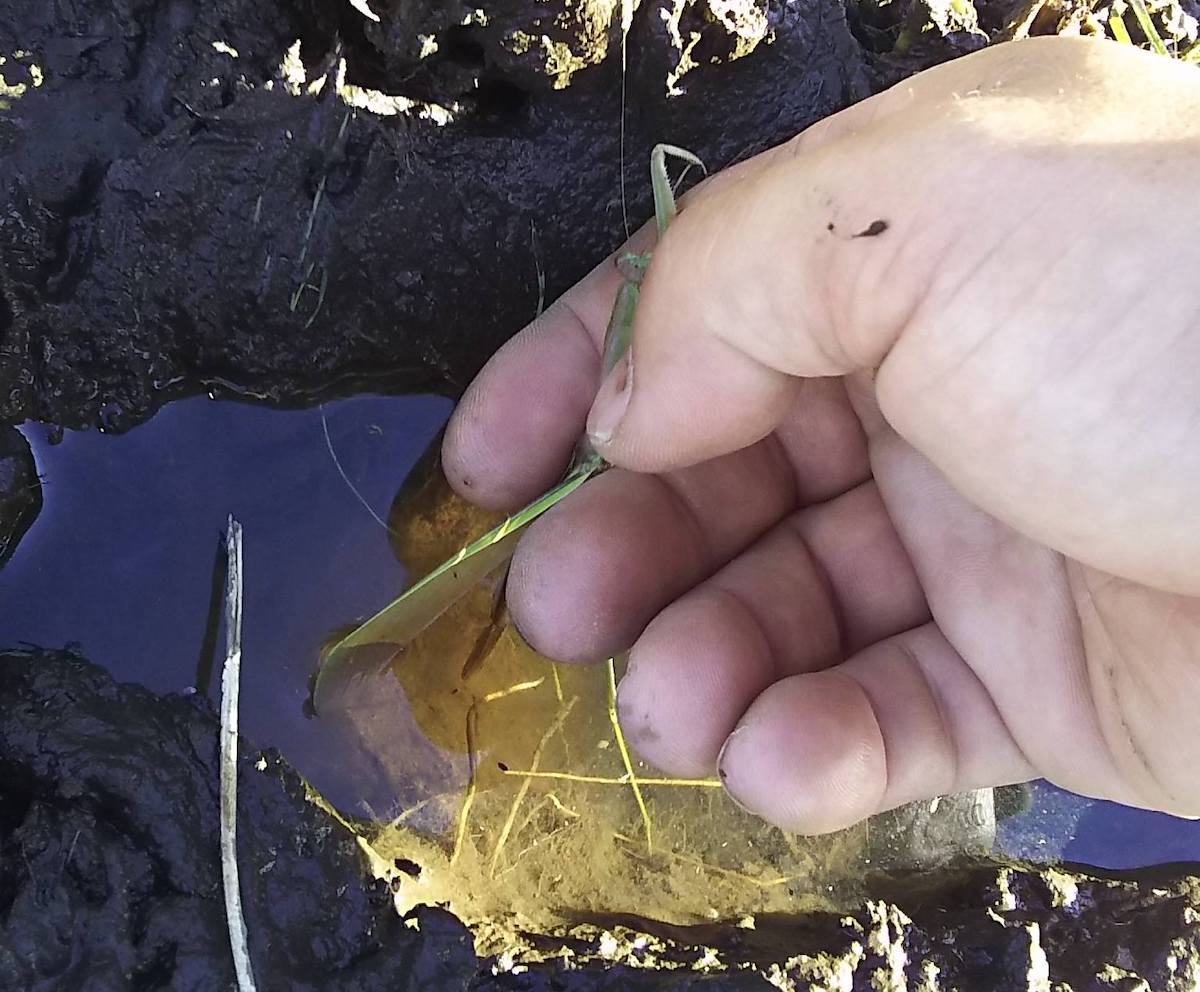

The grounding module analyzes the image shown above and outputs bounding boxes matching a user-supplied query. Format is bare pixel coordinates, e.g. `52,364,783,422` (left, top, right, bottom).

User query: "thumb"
584,111,945,473
583,38,1200,599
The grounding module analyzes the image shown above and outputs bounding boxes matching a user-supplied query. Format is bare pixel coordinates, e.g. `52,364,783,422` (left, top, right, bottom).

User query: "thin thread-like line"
619,0,632,238
499,769,722,788
320,404,393,534
490,696,579,877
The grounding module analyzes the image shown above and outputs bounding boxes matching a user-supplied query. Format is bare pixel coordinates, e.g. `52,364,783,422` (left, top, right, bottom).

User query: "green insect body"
601,276,641,379
312,144,705,713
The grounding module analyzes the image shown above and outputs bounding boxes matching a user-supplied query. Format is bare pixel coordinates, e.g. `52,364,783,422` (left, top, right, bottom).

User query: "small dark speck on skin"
853,219,889,238
718,766,729,781
634,724,661,745
826,221,835,232
461,476,473,489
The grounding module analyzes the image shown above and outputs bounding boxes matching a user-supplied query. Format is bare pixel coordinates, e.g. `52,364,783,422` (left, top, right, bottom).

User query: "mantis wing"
312,454,604,713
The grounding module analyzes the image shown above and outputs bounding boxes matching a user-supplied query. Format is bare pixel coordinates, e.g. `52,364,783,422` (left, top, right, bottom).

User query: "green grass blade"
1127,0,1170,55
312,454,605,712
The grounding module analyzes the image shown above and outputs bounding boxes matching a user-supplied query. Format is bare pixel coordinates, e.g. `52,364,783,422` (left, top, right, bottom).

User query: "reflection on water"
2,393,1197,934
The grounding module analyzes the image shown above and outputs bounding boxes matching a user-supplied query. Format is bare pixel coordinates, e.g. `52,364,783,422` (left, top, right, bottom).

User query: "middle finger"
507,378,872,662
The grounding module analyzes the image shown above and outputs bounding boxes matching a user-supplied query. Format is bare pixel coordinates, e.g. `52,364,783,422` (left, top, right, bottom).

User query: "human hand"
442,36,1200,834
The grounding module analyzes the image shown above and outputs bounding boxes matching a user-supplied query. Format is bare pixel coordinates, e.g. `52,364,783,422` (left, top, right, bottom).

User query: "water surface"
2,395,451,814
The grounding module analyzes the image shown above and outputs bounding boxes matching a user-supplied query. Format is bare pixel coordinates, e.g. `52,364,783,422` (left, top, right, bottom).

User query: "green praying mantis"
312,143,706,714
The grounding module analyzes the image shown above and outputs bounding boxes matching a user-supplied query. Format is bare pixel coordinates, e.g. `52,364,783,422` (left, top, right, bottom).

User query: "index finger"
440,243,634,510
441,147,794,510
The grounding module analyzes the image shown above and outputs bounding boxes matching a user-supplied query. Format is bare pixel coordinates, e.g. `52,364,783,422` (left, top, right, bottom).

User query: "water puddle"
3,394,1197,940
2,394,452,814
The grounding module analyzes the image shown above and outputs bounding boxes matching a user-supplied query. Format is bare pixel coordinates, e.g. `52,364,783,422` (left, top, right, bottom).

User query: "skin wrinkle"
1112,631,1183,787
876,198,1048,433
788,184,858,378
704,194,811,373
1149,297,1200,391
892,637,958,796
721,671,886,831
1048,561,1128,779
623,589,773,774
1078,594,1158,804
851,638,953,807
676,157,846,379
864,432,1047,787
653,470,720,580
1071,566,1184,809
821,132,954,376
778,510,848,667
444,39,1200,833
1083,304,1200,567
902,626,1035,792
1053,286,1140,404
835,221,890,372
647,446,798,634
840,213,911,366
552,292,604,363
778,379,873,506
971,547,1100,790
707,583,780,666
716,530,837,677
762,430,806,510
1102,296,1200,442
829,135,943,374
823,671,888,818
845,681,895,816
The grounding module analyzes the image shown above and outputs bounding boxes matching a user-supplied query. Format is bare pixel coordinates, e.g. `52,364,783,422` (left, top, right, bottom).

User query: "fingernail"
587,348,632,446
716,727,755,814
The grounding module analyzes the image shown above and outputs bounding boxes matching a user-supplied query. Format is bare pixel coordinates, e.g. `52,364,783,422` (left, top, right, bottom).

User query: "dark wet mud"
0,647,476,992
0,0,873,435
0,427,39,568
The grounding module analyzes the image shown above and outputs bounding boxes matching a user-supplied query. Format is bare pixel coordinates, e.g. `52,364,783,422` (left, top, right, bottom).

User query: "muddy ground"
0,0,884,435
3,0,1199,988
4,650,1198,990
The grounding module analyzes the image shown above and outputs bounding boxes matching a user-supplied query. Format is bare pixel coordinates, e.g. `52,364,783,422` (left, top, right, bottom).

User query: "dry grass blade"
220,516,258,992
607,658,653,852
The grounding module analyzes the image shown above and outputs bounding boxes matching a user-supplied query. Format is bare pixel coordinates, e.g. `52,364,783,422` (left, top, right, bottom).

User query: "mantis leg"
650,143,706,237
